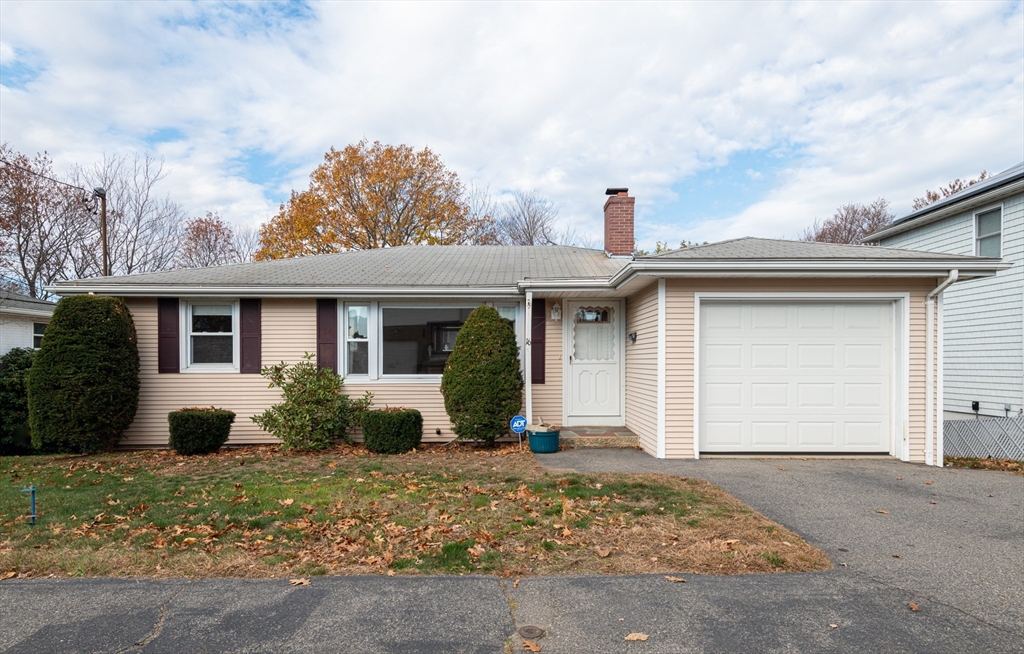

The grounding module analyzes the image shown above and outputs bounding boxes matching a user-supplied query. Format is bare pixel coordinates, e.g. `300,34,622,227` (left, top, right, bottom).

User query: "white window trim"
179,299,240,373
973,203,1003,257
335,300,524,384
32,322,47,349
692,292,911,462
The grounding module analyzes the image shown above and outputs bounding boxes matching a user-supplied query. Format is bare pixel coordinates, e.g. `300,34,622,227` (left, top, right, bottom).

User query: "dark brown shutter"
157,298,180,374
239,299,262,374
317,298,338,372
531,298,546,384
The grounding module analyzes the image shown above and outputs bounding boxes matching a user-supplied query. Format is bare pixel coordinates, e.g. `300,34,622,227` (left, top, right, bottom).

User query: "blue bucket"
527,429,560,454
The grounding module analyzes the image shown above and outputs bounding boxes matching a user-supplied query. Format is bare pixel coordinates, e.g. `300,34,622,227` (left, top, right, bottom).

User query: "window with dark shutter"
239,299,261,373
157,298,180,374
531,298,546,384
317,299,338,372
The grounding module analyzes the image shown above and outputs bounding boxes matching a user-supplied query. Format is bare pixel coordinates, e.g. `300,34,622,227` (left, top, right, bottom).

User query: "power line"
0,157,90,194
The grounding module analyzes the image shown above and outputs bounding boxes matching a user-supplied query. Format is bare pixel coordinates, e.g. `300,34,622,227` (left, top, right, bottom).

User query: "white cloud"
0,1,1020,247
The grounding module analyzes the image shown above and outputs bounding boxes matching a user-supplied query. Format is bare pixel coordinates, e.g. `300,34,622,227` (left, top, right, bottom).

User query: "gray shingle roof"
0,290,56,312
639,237,993,261
58,246,628,289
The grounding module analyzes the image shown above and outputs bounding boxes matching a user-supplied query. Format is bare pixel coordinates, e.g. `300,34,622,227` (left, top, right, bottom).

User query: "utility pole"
94,187,108,276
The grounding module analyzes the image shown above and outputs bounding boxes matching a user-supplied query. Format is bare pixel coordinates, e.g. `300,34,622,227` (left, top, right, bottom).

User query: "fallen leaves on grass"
624,633,649,641
289,578,310,586
596,547,612,558
664,576,686,583
0,571,16,581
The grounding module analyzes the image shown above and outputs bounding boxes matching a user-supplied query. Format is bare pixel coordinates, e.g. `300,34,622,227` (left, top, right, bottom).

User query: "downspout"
525,291,533,426
926,270,958,466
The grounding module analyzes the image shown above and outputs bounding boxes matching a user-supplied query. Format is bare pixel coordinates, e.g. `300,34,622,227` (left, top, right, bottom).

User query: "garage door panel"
700,302,891,453
751,344,788,368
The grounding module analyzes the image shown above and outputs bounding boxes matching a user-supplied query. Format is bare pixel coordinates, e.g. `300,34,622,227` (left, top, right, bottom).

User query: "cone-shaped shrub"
28,295,140,453
440,305,523,444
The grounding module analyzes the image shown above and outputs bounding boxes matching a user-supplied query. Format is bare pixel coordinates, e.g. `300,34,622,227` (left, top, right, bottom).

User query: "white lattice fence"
944,417,1024,460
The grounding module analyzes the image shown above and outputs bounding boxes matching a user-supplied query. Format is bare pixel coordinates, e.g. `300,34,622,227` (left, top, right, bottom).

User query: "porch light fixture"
550,302,562,321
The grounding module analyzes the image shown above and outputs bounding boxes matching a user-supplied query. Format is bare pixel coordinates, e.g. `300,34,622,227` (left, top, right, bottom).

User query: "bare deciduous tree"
801,198,894,245
73,153,186,276
912,171,990,210
495,190,561,246
0,145,86,297
230,223,262,263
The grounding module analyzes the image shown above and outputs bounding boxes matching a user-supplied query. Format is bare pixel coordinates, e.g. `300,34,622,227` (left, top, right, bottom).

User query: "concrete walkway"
1,451,1021,653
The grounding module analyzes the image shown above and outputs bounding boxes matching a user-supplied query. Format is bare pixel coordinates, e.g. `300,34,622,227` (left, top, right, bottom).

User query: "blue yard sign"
510,415,528,434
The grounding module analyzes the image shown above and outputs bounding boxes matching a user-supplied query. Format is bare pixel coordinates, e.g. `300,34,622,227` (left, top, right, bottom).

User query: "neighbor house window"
976,207,1002,257
345,304,369,376
186,302,237,368
32,323,46,349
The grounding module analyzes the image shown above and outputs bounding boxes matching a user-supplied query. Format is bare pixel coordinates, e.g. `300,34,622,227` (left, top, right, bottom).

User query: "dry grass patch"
1,444,828,578
944,456,1023,475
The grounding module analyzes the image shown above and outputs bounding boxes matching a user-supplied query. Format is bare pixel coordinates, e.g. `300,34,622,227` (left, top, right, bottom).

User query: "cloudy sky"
1,1,1022,249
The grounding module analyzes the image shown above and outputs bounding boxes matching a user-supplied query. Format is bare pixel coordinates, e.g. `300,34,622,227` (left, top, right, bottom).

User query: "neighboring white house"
867,162,1023,419
0,291,55,356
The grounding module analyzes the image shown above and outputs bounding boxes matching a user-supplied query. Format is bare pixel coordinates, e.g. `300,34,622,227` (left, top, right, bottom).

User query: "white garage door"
700,302,892,453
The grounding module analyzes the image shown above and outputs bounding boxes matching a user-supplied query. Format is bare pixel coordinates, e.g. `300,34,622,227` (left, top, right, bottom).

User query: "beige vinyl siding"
532,312,564,426
663,278,935,462
124,297,317,447
126,297,514,447
625,282,659,455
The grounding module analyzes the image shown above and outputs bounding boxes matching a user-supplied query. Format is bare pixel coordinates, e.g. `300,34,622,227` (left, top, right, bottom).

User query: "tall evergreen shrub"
28,296,140,453
440,305,523,445
0,347,35,454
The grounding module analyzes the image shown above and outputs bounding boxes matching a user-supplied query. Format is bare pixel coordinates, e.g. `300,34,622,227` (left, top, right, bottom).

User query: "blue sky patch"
232,148,300,198
143,127,187,146
641,148,802,240
162,1,317,37
0,49,45,90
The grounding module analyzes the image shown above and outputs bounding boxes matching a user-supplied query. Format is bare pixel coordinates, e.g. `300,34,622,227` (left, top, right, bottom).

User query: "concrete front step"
557,427,638,450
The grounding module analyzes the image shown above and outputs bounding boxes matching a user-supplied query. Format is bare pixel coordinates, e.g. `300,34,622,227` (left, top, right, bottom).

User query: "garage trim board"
693,292,911,461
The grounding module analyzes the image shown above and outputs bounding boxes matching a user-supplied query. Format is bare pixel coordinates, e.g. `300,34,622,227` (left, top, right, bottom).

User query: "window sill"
343,376,443,385
180,365,239,374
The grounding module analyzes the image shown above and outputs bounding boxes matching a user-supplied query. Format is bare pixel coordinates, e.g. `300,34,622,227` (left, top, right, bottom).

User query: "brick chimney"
603,188,634,256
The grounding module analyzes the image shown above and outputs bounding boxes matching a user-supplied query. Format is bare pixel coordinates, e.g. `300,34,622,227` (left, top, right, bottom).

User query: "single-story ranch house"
50,190,1008,465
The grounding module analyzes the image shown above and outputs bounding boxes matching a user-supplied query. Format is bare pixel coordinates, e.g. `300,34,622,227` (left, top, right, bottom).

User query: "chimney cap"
605,187,628,196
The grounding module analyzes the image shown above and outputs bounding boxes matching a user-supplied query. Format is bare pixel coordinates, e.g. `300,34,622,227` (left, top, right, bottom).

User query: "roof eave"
45,284,524,298
0,306,55,318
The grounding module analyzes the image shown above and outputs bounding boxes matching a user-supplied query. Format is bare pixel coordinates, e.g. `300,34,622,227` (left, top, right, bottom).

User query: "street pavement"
0,451,1020,653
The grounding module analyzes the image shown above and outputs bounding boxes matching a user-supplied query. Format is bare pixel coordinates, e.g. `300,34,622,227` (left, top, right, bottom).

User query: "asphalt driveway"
1,452,1021,653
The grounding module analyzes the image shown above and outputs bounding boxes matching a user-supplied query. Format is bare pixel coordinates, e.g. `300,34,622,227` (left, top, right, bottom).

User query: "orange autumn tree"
256,140,495,259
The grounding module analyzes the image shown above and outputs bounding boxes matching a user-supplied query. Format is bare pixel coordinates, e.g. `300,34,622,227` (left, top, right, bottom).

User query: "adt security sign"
510,415,528,434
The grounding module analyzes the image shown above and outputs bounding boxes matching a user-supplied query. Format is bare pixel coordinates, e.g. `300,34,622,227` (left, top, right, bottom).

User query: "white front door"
565,300,623,425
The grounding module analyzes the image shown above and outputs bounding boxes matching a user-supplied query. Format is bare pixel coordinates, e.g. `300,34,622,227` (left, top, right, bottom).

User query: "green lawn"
0,444,829,578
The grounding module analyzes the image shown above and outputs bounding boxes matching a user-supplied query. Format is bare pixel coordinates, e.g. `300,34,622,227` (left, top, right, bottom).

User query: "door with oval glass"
564,300,623,425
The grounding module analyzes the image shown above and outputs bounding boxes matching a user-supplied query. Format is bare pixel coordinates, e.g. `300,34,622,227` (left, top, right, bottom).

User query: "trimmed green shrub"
252,353,373,451
0,347,35,454
362,408,423,454
440,305,524,445
168,407,236,455
28,296,140,453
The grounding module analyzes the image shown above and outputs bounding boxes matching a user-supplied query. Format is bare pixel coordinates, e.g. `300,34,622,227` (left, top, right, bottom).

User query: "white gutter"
0,307,55,318
47,285,523,298
925,270,958,466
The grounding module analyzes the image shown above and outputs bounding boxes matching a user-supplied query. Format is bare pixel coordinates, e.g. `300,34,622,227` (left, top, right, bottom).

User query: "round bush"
168,407,235,455
440,305,523,445
28,295,140,453
0,347,36,454
362,408,423,454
